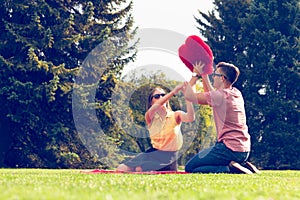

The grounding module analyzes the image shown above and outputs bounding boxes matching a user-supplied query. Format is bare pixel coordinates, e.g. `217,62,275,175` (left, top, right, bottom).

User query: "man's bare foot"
229,161,253,174
244,161,261,174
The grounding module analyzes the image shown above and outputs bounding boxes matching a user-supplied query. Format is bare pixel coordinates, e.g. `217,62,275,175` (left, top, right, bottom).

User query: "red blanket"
80,169,189,175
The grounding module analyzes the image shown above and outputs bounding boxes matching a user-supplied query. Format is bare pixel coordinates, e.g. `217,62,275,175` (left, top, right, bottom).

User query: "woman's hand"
181,81,188,94
172,83,185,95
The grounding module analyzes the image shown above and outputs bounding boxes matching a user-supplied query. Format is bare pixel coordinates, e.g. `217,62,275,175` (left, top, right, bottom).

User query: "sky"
132,0,214,36
122,0,214,81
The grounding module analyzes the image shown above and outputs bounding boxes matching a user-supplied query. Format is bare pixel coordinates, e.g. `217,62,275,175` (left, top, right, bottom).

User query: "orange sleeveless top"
148,110,182,151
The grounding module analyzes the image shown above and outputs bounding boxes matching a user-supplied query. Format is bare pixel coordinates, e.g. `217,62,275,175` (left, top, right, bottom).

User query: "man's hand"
193,61,205,76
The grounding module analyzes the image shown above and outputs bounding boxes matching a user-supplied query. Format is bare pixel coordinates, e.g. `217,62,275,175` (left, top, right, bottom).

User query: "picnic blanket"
80,169,189,175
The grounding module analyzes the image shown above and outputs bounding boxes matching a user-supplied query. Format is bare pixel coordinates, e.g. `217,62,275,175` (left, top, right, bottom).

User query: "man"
184,61,260,174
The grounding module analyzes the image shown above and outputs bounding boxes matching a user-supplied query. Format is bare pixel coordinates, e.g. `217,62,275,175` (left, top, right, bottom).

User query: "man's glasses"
212,72,227,79
151,93,165,100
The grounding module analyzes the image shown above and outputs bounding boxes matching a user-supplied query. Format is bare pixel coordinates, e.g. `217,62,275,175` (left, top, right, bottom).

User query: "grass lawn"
0,169,299,200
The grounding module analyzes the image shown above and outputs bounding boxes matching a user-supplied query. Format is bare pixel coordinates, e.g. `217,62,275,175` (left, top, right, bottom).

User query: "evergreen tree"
240,0,300,169
0,0,136,168
195,0,251,65
195,0,300,169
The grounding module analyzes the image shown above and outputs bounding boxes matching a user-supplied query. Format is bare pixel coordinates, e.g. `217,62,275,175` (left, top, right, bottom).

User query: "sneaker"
243,161,261,174
229,161,253,174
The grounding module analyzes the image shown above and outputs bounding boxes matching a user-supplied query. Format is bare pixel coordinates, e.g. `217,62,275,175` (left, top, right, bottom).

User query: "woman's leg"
141,150,178,171
116,164,134,172
118,150,152,172
157,152,178,171
118,147,174,172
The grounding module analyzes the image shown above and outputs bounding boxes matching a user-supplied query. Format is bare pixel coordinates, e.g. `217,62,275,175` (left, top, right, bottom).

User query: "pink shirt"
204,87,251,152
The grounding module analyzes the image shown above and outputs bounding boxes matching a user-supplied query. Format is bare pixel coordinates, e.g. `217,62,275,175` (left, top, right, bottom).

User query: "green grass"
0,169,299,200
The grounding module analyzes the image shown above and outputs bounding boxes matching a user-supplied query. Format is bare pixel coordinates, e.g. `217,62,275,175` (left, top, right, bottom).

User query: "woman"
117,83,195,172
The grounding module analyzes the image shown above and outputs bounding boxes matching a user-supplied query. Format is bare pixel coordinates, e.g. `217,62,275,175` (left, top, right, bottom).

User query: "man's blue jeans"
185,142,249,173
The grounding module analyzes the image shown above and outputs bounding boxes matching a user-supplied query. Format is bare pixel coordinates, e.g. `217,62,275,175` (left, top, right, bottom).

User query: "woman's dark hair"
146,87,171,110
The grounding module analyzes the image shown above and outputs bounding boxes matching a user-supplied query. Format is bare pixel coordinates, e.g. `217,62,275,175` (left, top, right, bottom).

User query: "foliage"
0,169,299,200
0,0,136,168
195,0,300,169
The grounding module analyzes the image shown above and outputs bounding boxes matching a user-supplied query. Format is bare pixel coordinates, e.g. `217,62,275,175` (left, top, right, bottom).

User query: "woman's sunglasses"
151,93,166,100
